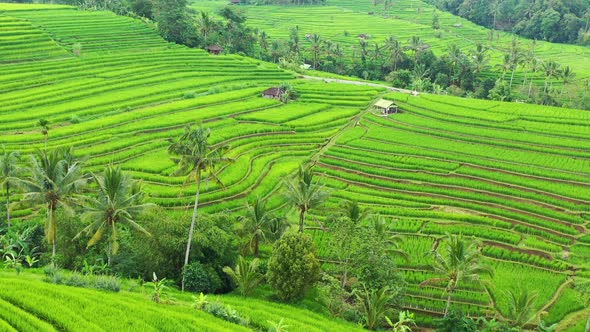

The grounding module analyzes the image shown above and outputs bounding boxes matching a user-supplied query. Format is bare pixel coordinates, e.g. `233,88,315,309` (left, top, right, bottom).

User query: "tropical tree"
420,234,494,316
38,119,49,149
471,43,490,75
355,285,395,330
505,289,538,328
75,167,153,266
21,148,86,259
222,255,263,296
307,33,323,69
384,36,404,72
168,124,233,291
386,310,416,332
405,36,429,64
508,38,522,88
560,66,576,96
542,60,560,92
282,165,330,233
370,215,408,261
0,147,21,228
196,11,217,44
238,196,287,257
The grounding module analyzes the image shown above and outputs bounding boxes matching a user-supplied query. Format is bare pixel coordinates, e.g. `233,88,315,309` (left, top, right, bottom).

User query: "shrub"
184,262,221,294
267,232,320,302
204,302,250,326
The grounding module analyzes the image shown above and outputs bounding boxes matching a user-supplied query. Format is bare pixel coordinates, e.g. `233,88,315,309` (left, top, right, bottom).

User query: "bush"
204,302,250,326
184,262,221,294
43,266,121,292
267,232,320,302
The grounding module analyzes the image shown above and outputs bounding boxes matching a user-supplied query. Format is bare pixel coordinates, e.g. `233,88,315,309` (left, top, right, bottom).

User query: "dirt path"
301,75,416,94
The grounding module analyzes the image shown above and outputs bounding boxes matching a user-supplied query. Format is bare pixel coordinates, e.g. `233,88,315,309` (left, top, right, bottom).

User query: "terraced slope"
192,0,590,84
0,271,363,332
0,4,589,327
312,92,590,324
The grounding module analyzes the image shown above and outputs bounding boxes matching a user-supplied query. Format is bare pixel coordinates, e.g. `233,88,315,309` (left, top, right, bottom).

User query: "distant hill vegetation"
426,0,590,45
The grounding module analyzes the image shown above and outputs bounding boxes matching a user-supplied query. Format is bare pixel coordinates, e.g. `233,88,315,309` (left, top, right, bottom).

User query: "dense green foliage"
427,0,590,44
267,232,320,302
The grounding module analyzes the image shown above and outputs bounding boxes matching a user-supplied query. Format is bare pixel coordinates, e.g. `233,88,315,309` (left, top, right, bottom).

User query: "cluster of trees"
426,0,590,45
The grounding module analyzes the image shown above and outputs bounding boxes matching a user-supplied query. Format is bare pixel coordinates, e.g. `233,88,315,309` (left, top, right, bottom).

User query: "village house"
206,45,224,55
374,99,399,115
261,87,284,99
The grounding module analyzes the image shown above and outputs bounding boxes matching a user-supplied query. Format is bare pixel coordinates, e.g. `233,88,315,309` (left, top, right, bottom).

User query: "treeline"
426,0,590,45
237,0,327,4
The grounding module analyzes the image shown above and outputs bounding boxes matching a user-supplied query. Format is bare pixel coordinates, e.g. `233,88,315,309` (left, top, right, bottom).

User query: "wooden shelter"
230,0,241,4
357,33,369,39
374,99,398,115
206,45,224,55
262,87,284,99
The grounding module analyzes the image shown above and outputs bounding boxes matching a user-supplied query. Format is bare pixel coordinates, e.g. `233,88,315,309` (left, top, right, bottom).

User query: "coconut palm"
168,124,233,291
239,196,287,257
420,234,494,316
38,119,49,149
307,33,323,69
222,255,263,296
197,11,216,44
370,215,409,261
282,165,330,233
405,36,429,64
21,148,86,259
508,38,522,88
505,289,538,328
560,66,576,96
75,167,153,266
384,36,404,72
471,43,490,75
542,60,560,92
0,147,21,228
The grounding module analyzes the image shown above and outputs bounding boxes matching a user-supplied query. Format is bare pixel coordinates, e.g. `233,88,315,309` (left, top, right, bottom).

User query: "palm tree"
505,289,538,328
542,60,560,92
471,43,490,75
239,196,287,257
508,38,522,88
258,30,269,60
405,36,429,64
38,119,49,149
384,36,404,72
197,11,216,44
222,255,263,296
75,167,153,266
0,147,21,228
308,33,323,69
355,285,394,330
168,124,232,291
282,165,330,233
420,234,494,316
21,148,86,259
560,66,576,96
370,215,409,261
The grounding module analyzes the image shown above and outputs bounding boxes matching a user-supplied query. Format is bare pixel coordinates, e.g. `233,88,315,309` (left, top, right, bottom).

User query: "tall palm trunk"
50,208,57,259
298,209,306,233
585,314,589,332
253,235,259,257
444,292,453,316
5,184,10,228
182,172,201,292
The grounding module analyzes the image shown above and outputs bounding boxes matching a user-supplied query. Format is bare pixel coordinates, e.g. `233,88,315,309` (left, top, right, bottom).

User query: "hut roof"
230,0,241,3
374,99,395,109
206,45,224,51
262,87,283,97
357,33,368,39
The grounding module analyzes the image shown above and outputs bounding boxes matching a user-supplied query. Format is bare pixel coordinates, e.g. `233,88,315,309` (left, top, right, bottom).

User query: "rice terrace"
0,0,589,331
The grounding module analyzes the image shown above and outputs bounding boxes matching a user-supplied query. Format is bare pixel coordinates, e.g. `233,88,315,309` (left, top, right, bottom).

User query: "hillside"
0,2,589,329
192,0,590,96
0,270,363,332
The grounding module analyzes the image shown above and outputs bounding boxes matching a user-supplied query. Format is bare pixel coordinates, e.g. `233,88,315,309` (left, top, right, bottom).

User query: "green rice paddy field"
193,0,590,85
0,2,589,330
